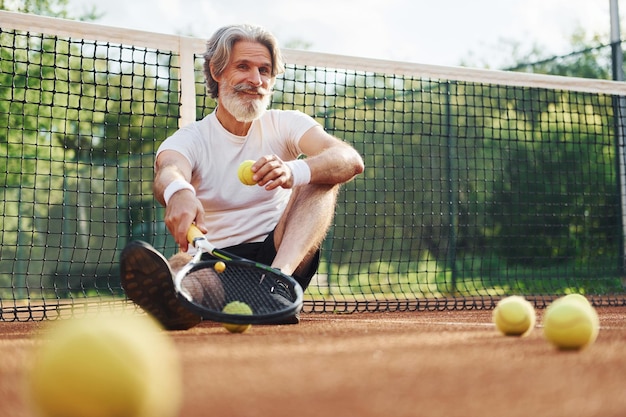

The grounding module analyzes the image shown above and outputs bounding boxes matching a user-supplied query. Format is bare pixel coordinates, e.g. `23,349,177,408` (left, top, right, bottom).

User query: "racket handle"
187,224,205,245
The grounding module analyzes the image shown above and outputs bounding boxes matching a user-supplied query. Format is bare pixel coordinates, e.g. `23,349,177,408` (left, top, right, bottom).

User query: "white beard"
220,84,272,122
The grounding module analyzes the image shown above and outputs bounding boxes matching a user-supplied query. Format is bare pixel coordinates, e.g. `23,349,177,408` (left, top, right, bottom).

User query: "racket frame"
173,227,304,325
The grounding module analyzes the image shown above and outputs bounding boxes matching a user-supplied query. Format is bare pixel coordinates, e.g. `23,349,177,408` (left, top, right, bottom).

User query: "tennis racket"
173,225,304,325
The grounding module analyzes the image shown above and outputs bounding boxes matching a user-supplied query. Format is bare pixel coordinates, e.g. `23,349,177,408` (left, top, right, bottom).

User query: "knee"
297,183,339,203
167,252,192,273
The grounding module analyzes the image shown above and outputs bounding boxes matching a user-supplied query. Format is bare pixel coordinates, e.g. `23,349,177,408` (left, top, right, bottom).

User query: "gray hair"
203,24,285,99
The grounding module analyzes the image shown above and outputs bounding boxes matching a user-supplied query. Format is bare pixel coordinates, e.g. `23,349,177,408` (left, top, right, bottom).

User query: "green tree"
0,0,100,20
0,6,180,296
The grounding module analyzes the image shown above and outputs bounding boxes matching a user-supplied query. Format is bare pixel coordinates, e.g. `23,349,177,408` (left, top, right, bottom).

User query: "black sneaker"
270,312,300,325
120,240,201,330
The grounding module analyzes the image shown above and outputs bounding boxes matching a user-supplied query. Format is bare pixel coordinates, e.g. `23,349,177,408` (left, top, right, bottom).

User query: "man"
120,24,364,330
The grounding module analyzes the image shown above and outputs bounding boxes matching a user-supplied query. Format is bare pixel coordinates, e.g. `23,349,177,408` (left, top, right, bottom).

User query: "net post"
613,99,626,275
610,0,626,274
444,81,459,293
610,0,624,82
178,36,199,127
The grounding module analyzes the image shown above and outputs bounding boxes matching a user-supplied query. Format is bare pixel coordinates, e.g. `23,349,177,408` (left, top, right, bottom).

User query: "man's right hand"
164,190,207,252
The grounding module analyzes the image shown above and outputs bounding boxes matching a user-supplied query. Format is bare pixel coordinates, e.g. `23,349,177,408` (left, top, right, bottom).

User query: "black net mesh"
1,16,625,320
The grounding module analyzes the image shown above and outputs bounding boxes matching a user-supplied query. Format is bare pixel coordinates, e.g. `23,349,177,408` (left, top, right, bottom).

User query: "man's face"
217,40,275,122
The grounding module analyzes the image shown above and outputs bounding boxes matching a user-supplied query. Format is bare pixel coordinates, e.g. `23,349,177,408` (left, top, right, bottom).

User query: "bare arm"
253,125,364,190
299,125,365,184
154,150,207,251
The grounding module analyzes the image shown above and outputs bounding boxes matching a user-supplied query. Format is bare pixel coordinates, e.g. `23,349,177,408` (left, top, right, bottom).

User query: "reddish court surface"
2,307,626,417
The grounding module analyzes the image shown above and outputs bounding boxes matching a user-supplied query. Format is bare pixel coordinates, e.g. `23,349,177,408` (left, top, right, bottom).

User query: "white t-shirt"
156,109,320,248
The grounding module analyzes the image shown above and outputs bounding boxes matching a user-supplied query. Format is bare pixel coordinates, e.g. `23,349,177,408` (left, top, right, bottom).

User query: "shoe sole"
120,241,201,330
267,314,300,325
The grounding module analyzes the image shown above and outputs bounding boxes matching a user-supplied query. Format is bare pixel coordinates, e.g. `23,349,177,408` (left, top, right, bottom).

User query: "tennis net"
1,11,625,320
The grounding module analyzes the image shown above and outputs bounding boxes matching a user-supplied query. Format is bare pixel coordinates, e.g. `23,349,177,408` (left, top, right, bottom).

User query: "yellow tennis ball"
214,261,226,273
543,297,599,350
492,295,536,337
562,293,592,308
238,160,256,185
221,301,253,333
28,315,182,417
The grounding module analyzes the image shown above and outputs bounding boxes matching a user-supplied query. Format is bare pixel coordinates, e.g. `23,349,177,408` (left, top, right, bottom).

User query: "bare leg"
271,183,339,276
168,252,192,273
120,241,201,330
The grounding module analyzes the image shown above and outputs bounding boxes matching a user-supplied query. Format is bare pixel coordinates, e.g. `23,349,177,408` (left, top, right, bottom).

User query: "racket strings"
180,262,297,315
180,267,225,310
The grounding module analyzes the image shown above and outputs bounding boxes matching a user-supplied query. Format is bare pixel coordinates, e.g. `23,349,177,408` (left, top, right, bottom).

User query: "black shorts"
200,231,319,290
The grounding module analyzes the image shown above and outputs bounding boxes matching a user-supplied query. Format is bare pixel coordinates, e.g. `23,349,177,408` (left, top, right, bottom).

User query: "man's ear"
209,63,220,83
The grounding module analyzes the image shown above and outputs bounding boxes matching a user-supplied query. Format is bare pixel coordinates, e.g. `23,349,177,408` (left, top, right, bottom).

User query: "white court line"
305,316,495,327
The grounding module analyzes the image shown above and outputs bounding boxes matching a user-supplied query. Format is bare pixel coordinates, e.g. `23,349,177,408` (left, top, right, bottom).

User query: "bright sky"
69,0,615,68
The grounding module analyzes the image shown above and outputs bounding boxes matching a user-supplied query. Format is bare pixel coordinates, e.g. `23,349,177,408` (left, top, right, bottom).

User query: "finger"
251,155,274,173
176,222,191,252
194,211,209,235
256,158,288,185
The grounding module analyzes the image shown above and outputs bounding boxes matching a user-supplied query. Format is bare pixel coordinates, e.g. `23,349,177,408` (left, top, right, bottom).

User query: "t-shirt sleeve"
155,124,199,167
279,110,321,157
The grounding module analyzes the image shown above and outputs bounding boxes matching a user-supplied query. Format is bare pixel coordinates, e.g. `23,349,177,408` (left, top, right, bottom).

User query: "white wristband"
163,179,195,205
285,159,311,187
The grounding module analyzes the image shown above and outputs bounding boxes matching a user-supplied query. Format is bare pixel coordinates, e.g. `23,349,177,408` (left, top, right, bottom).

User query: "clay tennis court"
2,307,626,417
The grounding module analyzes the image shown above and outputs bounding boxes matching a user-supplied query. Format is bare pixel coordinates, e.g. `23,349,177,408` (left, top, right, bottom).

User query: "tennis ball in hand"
543,296,599,350
492,295,536,337
28,315,182,417
222,301,253,333
238,160,256,185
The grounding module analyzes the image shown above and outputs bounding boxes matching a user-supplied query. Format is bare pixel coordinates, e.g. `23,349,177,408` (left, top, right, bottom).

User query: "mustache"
233,84,272,96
